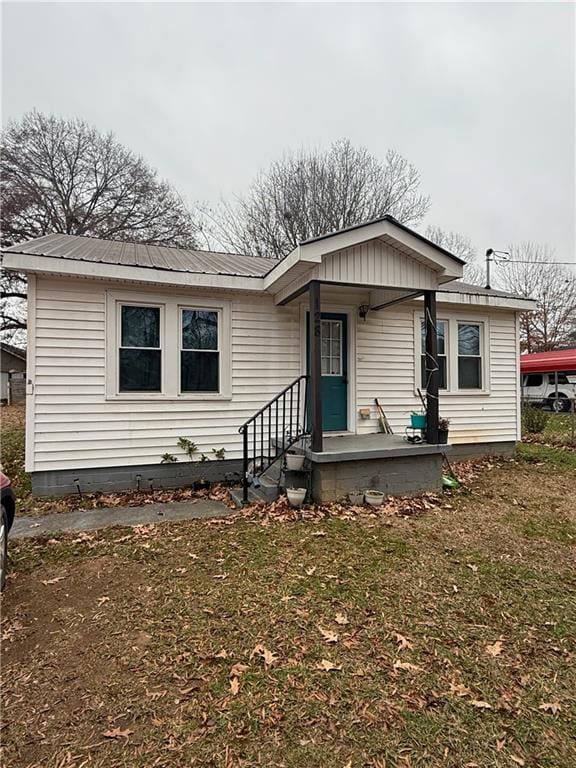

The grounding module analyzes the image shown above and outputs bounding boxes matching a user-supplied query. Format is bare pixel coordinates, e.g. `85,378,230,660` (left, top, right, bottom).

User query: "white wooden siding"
30,277,520,472
30,278,299,471
356,303,519,443
273,240,437,304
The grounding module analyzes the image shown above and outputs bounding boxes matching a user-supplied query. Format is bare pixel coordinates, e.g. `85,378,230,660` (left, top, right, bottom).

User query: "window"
107,292,231,400
458,323,482,389
119,305,161,392
524,374,543,388
548,373,569,385
321,319,343,376
420,320,447,390
180,309,219,392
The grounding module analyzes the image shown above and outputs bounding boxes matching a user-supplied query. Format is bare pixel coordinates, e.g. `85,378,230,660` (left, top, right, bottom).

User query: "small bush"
522,403,550,435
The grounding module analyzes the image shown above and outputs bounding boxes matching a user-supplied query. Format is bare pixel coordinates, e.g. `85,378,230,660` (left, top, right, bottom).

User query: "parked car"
521,372,576,412
0,471,16,591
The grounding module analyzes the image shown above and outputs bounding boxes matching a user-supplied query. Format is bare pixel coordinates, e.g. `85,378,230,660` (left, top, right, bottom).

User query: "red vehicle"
1,471,16,591
520,349,576,412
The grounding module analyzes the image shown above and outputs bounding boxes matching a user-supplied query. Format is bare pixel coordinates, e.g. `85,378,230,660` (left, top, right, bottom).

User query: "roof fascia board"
302,219,463,275
435,290,536,311
2,253,266,292
265,220,463,292
263,245,322,289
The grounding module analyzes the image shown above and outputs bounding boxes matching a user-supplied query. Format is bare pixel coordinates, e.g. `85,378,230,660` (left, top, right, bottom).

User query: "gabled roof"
3,233,273,278
301,214,466,265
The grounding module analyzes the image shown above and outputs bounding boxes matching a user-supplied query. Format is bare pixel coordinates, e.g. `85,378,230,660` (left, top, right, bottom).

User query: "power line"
499,259,575,266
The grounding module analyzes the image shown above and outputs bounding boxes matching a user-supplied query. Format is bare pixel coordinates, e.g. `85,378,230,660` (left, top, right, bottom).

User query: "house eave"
2,253,267,292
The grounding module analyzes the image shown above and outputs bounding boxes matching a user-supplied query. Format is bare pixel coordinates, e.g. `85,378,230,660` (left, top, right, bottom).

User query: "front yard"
1,445,575,767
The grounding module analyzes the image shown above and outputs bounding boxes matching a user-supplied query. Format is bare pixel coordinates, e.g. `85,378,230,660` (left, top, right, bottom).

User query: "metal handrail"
239,375,309,503
238,375,309,431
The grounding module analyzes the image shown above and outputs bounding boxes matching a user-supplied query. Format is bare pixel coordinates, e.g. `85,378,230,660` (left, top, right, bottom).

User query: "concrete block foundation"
311,453,444,502
31,458,243,497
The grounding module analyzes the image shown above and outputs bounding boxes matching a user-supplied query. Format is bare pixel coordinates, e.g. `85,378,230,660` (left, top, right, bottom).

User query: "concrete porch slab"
307,433,451,463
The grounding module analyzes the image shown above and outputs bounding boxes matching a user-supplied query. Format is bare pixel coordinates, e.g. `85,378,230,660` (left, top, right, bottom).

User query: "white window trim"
419,317,450,392
414,312,491,396
106,290,231,401
179,306,222,395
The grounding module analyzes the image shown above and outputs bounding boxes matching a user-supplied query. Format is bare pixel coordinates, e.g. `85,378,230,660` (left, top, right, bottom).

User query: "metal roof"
300,214,467,265
3,233,274,278
3,234,529,303
438,280,527,301
520,349,576,374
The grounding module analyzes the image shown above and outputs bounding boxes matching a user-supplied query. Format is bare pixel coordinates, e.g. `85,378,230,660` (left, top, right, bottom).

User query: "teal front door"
307,312,348,432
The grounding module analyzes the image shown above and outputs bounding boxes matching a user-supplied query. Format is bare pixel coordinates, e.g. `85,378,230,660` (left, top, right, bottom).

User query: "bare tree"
1,111,199,339
497,242,576,352
424,225,484,285
203,139,430,258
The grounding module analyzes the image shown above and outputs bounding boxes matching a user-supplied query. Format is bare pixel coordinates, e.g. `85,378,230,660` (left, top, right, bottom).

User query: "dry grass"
1,451,575,768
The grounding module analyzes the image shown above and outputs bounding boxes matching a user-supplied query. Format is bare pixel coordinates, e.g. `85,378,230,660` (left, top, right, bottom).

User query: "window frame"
457,321,483,390
420,318,449,392
414,312,490,396
321,318,343,377
106,291,231,401
179,306,222,394
116,300,165,397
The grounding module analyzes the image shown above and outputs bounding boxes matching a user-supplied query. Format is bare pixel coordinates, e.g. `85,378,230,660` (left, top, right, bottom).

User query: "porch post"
424,290,439,444
309,280,323,453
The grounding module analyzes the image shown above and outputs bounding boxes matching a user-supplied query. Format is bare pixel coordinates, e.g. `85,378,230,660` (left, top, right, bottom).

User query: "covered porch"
240,216,465,503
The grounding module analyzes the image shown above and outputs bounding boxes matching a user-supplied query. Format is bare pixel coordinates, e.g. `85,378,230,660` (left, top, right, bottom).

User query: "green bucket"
410,412,426,429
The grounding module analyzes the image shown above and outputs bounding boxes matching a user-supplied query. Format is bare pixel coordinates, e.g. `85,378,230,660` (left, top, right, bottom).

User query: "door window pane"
180,309,220,392
320,319,342,376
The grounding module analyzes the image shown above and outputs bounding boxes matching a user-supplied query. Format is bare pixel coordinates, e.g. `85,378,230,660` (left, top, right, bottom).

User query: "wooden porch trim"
424,290,440,444
309,280,323,453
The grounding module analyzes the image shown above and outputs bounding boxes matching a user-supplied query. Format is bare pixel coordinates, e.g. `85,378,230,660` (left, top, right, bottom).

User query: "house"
0,342,27,404
2,216,535,501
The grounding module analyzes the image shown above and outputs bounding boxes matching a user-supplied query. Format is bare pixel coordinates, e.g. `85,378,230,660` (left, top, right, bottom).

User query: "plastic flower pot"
286,453,305,471
286,487,307,508
410,412,427,429
438,428,449,444
348,491,365,505
364,489,385,507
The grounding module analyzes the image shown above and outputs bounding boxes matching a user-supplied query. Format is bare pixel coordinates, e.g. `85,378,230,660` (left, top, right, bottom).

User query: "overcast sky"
2,1,575,269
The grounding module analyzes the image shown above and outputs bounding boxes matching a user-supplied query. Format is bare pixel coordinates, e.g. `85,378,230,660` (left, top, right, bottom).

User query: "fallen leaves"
393,660,422,673
40,576,65,586
539,701,561,715
334,612,349,625
316,659,342,672
485,640,504,657
392,631,413,651
317,626,339,644
250,644,277,667
470,699,493,710
103,727,134,740
449,682,472,697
